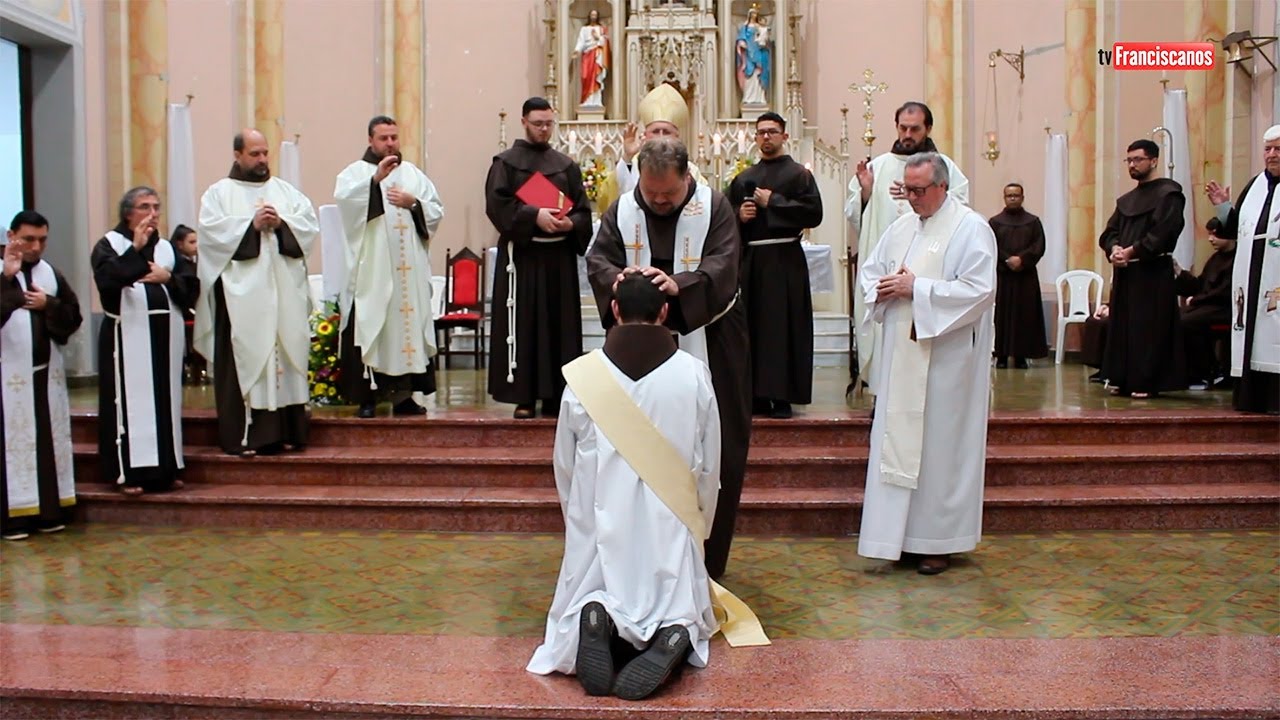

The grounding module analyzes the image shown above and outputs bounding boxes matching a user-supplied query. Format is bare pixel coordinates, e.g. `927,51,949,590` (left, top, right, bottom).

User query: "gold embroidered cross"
393,216,411,237
626,223,645,266
1266,287,1280,313
679,237,700,268
401,340,417,359
395,259,413,276
399,300,415,316
5,374,26,392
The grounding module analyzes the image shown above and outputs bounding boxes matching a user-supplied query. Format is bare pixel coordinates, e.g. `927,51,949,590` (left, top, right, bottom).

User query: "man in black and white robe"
92,187,197,495
2,211,83,539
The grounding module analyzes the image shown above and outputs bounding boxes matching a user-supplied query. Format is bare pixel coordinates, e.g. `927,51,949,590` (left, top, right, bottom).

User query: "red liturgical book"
516,171,573,219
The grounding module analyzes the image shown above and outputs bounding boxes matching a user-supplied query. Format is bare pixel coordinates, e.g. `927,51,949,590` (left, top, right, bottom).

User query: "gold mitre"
638,83,689,136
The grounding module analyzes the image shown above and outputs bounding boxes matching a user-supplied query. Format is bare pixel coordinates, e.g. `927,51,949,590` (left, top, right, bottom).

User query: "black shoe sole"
576,602,615,697
613,626,691,701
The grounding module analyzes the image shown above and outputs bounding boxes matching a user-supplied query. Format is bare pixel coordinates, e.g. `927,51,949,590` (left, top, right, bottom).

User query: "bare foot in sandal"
120,486,143,497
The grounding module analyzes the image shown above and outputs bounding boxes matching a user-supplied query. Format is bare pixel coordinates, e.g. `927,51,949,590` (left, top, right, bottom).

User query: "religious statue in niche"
573,9,610,109
734,3,771,108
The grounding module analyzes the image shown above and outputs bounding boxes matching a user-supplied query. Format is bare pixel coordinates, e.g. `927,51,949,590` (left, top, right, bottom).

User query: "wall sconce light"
1220,30,1278,76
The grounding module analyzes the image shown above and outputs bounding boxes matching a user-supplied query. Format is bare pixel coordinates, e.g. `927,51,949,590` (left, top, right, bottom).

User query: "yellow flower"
317,321,334,336
315,382,328,394
311,342,322,353
308,371,315,382
327,386,337,397
327,355,337,364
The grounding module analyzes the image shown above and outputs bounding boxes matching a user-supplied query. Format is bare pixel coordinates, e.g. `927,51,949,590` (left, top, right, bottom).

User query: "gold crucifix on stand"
848,68,888,159
626,223,645,266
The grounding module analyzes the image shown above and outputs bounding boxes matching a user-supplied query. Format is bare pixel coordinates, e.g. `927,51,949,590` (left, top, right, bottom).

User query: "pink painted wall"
1111,0,1186,202
802,0,927,160
165,0,237,221
282,0,377,271
424,0,544,259
1249,0,1276,173
967,0,1068,222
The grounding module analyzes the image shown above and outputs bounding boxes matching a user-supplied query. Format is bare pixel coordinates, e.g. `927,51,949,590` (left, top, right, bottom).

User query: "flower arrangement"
723,155,756,191
581,158,609,204
308,299,343,405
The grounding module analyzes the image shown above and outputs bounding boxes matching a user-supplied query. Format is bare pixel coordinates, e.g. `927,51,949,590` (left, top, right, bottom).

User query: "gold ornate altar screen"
524,0,855,313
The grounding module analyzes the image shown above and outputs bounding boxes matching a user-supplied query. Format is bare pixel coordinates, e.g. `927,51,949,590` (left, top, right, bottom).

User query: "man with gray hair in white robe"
1206,124,1280,415
856,152,995,575
334,115,444,418
196,129,319,456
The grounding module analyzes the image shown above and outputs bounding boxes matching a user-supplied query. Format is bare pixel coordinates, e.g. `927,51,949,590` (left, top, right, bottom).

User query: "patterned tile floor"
2,526,1274,640
69,364,1237,415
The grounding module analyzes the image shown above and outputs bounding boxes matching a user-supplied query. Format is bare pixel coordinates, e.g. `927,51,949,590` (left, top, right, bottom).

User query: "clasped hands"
253,203,282,231
1108,245,1135,267
875,265,916,302
612,265,679,297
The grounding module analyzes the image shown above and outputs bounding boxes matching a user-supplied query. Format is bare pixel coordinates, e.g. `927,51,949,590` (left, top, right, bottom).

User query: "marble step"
71,443,1280,490
73,481,1280,534
68,410,1280,449
8,626,1270,720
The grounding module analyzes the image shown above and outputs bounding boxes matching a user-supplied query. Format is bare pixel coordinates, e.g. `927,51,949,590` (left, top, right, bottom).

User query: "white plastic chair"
1054,270,1104,364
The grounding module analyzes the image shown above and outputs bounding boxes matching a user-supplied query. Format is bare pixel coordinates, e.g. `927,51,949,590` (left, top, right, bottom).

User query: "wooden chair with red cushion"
435,247,486,370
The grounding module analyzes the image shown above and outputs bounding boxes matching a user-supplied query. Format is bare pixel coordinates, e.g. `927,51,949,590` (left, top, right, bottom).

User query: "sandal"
170,480,185,490
513,404,536,419
120,486,144,497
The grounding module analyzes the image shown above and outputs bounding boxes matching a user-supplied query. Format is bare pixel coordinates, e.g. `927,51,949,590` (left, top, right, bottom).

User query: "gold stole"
562,350,770,647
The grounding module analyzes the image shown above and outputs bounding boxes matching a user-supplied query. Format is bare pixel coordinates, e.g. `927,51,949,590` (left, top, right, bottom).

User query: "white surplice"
527,350,721,675
195,176,318,411
856,197,995,561
845,151,969,391
333,158,444,376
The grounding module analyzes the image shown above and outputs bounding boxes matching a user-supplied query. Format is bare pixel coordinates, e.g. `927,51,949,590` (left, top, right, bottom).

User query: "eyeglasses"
527,121,556,130
756,128,783,137
902,183,936,198
1123,156,1152,165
